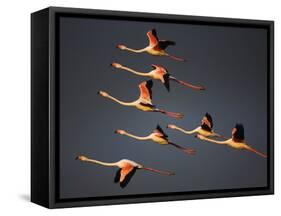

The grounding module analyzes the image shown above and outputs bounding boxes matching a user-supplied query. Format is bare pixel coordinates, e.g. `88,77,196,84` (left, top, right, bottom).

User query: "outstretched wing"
158,40,175,50
119,166,137,188
163,73,170,91
232,124,245,142
138,80,153,102
201,113,213,132
154,124,168,139
114,168,121,183
150,64,170,91
147,29,159,47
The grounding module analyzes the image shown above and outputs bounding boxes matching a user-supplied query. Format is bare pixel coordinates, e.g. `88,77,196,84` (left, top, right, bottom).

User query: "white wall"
0,0,279,214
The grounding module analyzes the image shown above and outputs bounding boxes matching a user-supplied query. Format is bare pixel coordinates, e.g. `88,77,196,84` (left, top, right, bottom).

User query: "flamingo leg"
170,76,205,90
168,142,196,155
246,147,267,158
167,54,186,62
142,167,175,176
154,109,184,119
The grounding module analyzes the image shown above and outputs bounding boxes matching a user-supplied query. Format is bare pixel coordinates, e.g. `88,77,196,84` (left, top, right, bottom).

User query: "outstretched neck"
124,47,147,53
174,126,198,135
203,137,229,144
121,66,150,76
124,132,151,140
105,95,134,106
83,158,117,167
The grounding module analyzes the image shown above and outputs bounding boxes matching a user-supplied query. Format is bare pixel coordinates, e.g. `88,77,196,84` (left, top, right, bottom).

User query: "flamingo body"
76,155,174,188
196,124,267,158
98,80,183,119
168,113,223,138
111,63,205,91
115,125,195,155
117,29,185,61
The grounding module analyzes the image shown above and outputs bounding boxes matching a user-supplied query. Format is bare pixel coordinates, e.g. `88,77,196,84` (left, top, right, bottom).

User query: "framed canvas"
31,7,274,208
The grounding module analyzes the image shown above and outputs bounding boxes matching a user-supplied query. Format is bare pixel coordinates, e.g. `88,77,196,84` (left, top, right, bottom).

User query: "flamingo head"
115,129,126,135
98,91,109,97
116,44,127,50
111,62,123,68
167,124,176,129
76,155,88,161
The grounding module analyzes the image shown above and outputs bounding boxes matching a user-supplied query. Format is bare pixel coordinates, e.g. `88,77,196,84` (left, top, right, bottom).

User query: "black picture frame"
31,6,274,208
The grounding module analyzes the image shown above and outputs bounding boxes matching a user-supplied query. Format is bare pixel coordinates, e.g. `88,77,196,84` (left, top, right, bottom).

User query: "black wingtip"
147,79,153,85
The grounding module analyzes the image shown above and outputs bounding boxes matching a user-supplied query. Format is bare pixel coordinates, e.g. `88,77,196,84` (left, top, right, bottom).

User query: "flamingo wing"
147,29,159,47
232,124,245,142
114,168,121,183
163,73,170,91
151,64,161,70
138,80,153,101
201,113,213,132
158,40,175,50
154,125,168,139
119,166,137,188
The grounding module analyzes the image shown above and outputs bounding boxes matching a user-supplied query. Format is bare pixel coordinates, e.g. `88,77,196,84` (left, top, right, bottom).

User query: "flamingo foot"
183,148,196,155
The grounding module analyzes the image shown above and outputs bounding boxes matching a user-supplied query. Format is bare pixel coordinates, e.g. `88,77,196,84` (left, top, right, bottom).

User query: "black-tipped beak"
75,156,80,160
97,91,101,95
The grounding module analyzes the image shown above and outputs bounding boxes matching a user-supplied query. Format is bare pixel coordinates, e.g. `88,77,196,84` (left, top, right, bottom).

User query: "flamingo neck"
105,95,134,106
202,137,229,144
174,126,198,135
121,66,150,77
83,158,117,167
124,47,147,53
124,132,151,140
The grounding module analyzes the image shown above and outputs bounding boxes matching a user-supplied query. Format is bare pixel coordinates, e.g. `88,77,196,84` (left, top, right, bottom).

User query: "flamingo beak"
114,130,122,134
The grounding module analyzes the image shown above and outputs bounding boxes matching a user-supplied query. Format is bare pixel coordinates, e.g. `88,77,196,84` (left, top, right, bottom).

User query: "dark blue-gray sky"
59,16,268,199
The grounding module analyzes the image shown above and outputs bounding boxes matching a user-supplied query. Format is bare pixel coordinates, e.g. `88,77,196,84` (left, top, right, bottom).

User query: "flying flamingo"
98,80,184,119
111,63,205,91
115,125,195,155
76,155,174,188
117,29,185,62
195,124,267,158
167,113,225,138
